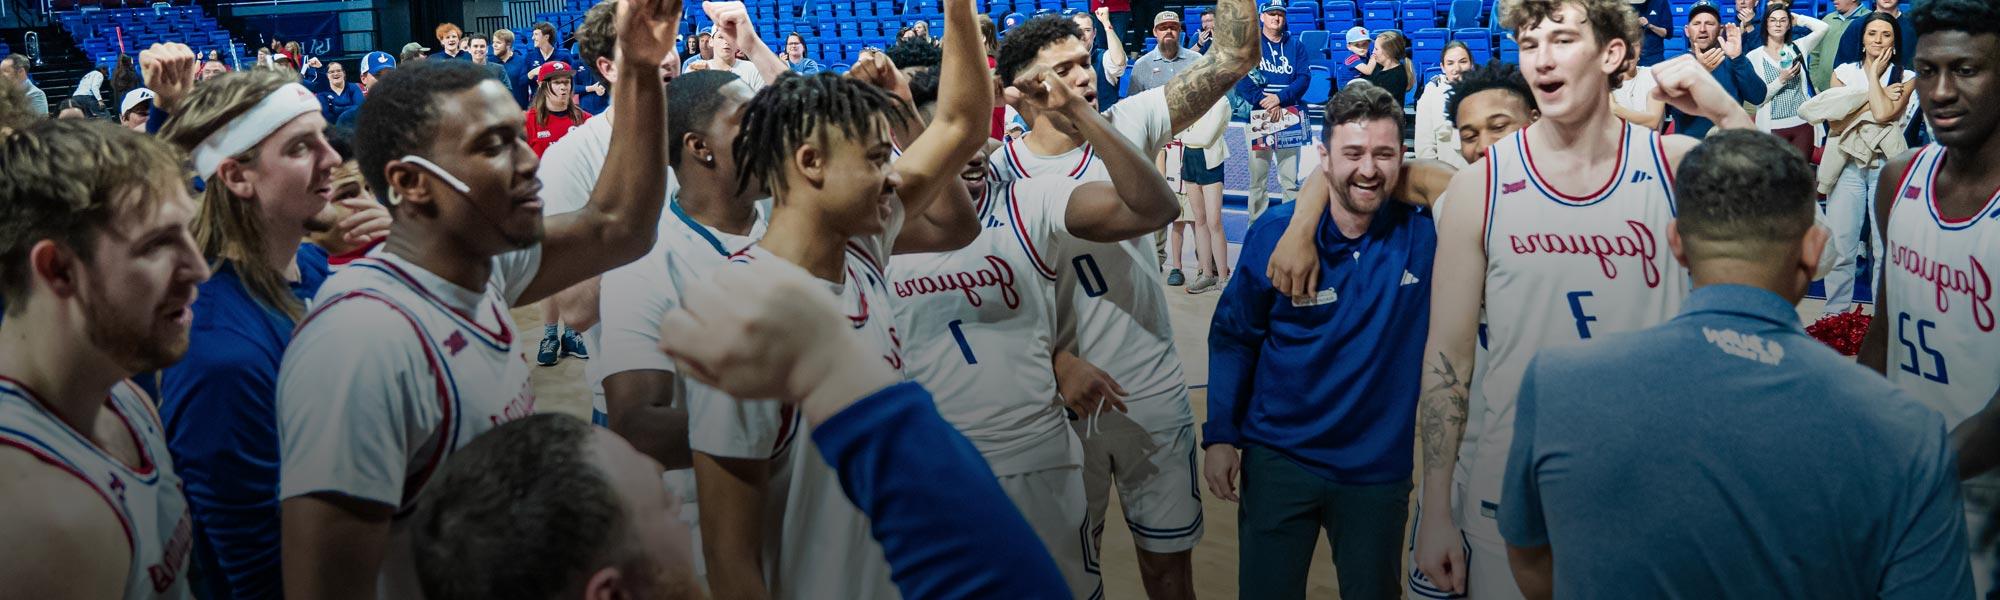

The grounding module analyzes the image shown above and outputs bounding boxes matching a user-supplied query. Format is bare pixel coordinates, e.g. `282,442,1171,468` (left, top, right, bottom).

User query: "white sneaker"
1186,275,1220,294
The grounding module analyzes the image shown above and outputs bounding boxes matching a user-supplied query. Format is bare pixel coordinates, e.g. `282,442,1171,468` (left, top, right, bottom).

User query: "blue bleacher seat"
1299,29,1330,57
1447,0,1481,29
1455,27,1491,59
1304,65,1333,105
1287,7,1316,30
1402,6,1436,28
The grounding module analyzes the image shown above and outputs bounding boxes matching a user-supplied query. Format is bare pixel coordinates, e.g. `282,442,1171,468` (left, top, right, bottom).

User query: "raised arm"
885,0,990,246
1095,8,1128,82
1164,0,1259,132
1009,68,1176,242
1795,13,1831,49
1410,165,1490,596
709,1,792,86
523,0,681,304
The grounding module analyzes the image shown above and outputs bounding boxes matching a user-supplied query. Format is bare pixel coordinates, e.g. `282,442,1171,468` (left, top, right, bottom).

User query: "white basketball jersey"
1882,144,2000,428
279,250,543,597
1463,123,1688,540
889,178,1084,476
729,240,902,600
985,89,1192,432
0,379,192,599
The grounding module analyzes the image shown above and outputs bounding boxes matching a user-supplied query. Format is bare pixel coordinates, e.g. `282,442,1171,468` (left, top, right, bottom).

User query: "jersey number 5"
1897,312,1950,384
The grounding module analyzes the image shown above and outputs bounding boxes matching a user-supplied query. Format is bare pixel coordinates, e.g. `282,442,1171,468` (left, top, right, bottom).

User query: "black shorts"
1181,147,1224,185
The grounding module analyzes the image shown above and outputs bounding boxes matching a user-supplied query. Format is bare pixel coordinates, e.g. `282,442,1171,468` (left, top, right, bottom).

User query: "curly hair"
996,15,1086,86
1500,0,1641,88
734,73,913,197
1446,60,1537,127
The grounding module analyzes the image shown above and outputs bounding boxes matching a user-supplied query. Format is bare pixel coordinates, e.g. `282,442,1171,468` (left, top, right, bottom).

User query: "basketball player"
989,4,1258,594
0,119,205,599
273,0,682,596
1857,0,2000,593
1408,0,1757,595
888,63,1178,598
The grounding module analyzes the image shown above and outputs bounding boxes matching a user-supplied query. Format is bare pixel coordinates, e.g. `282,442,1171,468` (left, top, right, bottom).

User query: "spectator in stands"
1195,11,1216,54
108,54,140,117
784,32,825,74
200,59,228,81
910,19,935,43
688,26,763,90
1358,30,1415,97
317,60,363,125
1090,0,1134,52
573,20,611,116
70,69,105,116
437,23,471,61
117,88,152,131
1809,0,1866,93
400,41,430,64
53,96,97,120
269,50,299,76
338,51,396,126
1805,12,1913,318
468,33,512,92
885,36,944,76
0,75,29,135
493,28,531,107
1633,0,1673,66
682,30,712,71
1003,11,1030,32
1671,2,1767,137
524,21,578,92
1832,0,1912,78
1334,26,1370,88
1415,41,1475,166
0,55,46,117
1237,0,1308,218
1734,0,1761,32
1130,10,1198,97
1445,60,1538,164
526,62,590,158
1612,61,1668,129
1749,2,1829,158
1073,8,1127,106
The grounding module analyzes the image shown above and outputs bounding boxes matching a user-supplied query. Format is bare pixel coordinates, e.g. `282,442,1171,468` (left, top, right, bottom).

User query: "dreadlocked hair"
733,72,913,199
158,69,313,321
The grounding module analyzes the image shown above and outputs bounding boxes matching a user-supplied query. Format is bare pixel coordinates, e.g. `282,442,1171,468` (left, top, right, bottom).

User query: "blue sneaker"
561,329,590,359
536,335,560,366
1167,268,1185,286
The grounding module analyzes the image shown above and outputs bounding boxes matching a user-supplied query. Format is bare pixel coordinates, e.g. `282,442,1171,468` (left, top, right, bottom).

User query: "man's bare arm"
1162,0,1258,133
696,453,772,600
888,0,990,245
282,494,396,600
0,452,130,600
1410,165,1489,593
603,370,695,470
1506,544,1555,600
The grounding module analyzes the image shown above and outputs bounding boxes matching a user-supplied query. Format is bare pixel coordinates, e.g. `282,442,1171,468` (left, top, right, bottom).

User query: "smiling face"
1441,46,1475,81
225,112,342,235
1321,117,1404,219
786,35,807,59
1516,3,1626,122
412,81,546,252
1862,19,1896,60
470,38,490,62
442,30,462,52
1913,31,2000,150
815,116,903,236
327,62,347,86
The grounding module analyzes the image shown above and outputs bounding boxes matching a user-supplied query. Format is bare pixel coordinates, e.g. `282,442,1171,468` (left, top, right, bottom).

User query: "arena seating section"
55,3,246,72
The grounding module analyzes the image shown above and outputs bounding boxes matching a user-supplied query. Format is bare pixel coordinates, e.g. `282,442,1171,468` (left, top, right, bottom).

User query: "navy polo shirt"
1501,284,1972,598
1204,200,1436,484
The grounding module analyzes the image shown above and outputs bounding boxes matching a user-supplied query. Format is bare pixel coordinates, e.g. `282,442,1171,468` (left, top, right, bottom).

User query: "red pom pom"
1806,308,1873,356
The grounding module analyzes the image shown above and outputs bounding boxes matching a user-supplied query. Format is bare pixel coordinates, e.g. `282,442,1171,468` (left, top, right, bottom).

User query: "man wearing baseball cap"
1128,10,1199,96
1002,11,1028,30
400,41,430,62
1234,0,1310,218
1673,0,1767,137
118,87,154,131
336,51,396,127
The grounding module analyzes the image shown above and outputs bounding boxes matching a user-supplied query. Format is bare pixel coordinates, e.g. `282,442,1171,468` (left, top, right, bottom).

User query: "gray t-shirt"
1500,284,1973,599
1127,47,1199,97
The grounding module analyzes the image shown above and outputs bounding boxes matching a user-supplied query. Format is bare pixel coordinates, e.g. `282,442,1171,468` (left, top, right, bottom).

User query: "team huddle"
0,0,1997,594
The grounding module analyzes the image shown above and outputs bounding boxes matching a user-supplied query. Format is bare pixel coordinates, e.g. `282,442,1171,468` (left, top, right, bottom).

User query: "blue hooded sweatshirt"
1234,31,1311,108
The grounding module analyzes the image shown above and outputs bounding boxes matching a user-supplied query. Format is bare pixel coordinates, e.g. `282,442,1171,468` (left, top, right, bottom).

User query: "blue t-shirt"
317,83,363,126
1500,284,1973,598
158,243,331,600
1204,200,1436,484
1633,0,1673,66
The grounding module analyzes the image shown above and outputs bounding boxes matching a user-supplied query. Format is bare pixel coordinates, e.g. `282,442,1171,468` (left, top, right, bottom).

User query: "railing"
472,14,509,35
503,0,562,32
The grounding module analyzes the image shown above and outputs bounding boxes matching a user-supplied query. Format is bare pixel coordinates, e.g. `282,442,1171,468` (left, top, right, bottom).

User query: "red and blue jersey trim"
1911,145,2000,231
345,258,513,352
0,376,159,481
1001,138,1095,180
1007,183,1061,281
1517,123,1630,207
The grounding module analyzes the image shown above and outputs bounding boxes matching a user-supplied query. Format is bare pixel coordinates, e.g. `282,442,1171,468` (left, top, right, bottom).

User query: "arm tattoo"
1164,0,1257,132
1419,352,1470,472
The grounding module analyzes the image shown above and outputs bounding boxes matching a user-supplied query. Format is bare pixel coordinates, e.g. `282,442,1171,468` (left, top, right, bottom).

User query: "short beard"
80,281,186,374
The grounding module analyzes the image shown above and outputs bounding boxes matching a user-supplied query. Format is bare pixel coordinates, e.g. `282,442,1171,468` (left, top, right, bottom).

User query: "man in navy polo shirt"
1203,81,1434,600
1498,130,1972,599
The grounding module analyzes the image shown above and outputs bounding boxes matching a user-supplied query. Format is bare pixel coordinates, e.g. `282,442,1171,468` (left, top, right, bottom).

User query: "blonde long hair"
159,69,311,321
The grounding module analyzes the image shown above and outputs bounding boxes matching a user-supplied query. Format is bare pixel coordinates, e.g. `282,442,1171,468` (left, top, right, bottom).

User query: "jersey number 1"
948,320,978,364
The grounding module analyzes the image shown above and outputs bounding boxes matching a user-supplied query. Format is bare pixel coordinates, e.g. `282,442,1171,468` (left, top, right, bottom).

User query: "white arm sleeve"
1105,86,1175,154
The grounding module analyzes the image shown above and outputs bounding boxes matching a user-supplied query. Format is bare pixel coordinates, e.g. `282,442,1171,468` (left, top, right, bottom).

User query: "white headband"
190,83,324,178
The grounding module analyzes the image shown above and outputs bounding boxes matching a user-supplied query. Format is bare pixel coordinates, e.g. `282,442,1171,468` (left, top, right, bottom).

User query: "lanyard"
670,196,731,257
